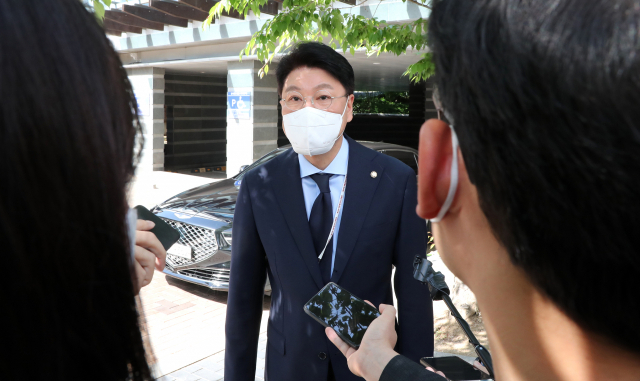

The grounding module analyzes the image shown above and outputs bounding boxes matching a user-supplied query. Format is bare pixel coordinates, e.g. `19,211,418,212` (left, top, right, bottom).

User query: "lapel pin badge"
370,171,377,178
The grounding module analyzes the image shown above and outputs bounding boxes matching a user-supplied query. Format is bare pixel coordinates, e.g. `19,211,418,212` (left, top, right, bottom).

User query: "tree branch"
407,0,431,10
373,0,383,17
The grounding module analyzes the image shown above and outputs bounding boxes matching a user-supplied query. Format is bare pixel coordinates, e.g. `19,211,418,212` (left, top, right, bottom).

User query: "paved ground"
156,329,269,381
139,272,271,380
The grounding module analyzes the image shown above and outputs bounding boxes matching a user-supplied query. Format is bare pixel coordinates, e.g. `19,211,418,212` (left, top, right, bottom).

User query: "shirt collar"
298,136,349,178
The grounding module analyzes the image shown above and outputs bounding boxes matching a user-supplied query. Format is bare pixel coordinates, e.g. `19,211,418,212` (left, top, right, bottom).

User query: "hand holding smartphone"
131,206,179,292
304,282,381,348
134,205,181,251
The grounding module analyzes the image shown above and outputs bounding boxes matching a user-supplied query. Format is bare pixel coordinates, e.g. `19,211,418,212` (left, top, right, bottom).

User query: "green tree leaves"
404,53,435,83
203,0,433,82
353,92,410,115
91,0,111,21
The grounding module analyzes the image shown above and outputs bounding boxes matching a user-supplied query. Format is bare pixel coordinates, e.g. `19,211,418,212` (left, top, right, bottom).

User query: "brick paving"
156,333,269,381
139,272,270,380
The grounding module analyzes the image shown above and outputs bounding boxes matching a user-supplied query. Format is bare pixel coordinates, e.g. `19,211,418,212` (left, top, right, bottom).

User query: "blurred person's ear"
416,119,493,283
417,119,459,220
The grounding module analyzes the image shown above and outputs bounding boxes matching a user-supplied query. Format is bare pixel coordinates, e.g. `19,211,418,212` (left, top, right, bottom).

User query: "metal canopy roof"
106,0,430,91
99,0,363,35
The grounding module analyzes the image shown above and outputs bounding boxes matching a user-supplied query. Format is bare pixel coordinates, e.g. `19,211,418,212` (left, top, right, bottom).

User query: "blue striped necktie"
309,173,333,283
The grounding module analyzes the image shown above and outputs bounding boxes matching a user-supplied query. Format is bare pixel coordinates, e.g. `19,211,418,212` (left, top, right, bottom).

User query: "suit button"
318,352,327,360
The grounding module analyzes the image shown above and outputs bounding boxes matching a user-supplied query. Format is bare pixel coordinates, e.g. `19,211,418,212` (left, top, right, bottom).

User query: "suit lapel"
331,136,383,283
272,149,325,289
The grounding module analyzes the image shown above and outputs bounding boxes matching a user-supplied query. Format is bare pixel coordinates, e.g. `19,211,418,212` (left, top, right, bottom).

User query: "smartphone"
134,205,181,251
303,282,381,348
420,356,491,380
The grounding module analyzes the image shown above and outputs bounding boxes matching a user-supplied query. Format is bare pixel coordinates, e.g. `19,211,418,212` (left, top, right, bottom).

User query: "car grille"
178,268,230,283
160,218,218,267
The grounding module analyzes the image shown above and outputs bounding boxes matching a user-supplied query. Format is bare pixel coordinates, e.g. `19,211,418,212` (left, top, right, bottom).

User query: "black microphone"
414,256,495,379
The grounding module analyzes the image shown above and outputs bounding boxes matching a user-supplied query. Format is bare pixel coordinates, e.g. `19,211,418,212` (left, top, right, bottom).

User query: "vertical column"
127,67,165,174
226,60,279,177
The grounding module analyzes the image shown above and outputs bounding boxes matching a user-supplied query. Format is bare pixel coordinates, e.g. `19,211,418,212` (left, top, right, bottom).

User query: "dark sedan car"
152,141,419,294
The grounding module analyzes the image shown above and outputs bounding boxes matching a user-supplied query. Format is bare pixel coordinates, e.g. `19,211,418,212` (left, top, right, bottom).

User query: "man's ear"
417,119,456,220
346,94,354,123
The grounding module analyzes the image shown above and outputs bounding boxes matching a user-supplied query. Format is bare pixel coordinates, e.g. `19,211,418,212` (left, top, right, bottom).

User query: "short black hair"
276,42,355,96
429,0,640,353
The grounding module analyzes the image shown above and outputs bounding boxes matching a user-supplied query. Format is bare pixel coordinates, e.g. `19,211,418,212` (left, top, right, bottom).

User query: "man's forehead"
283,83,335,93
283,66,344,93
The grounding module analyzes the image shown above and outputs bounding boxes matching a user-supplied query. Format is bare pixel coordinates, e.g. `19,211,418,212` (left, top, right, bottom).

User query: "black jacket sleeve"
224,175,268,381
393,173,434,361
380,355,446,381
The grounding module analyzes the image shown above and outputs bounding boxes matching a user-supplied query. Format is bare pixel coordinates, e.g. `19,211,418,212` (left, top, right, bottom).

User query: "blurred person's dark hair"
428,0,640,354
276,41,355,96
0,0,152,379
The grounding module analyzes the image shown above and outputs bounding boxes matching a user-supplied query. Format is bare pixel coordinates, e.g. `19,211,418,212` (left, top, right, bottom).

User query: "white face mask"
430,124,459,223
283,101,348,156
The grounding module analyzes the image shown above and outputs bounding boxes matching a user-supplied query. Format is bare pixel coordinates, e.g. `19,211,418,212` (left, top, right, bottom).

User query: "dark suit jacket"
225,136,434,381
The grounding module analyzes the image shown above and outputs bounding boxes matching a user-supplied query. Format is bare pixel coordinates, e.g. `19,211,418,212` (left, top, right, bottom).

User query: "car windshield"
234,149,287,180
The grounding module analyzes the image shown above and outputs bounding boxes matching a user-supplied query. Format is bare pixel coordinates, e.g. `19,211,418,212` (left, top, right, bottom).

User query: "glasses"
280,90,348,111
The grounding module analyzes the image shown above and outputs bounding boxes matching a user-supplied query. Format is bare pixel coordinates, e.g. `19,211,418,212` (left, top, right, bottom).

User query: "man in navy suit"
224,42,433,381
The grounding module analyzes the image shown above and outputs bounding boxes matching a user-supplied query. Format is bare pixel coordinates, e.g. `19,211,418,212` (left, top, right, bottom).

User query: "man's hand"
326,302,399,381
133,220,167,294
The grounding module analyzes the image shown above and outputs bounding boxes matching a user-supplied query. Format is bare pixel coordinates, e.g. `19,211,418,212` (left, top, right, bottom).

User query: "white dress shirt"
298,136,349,275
